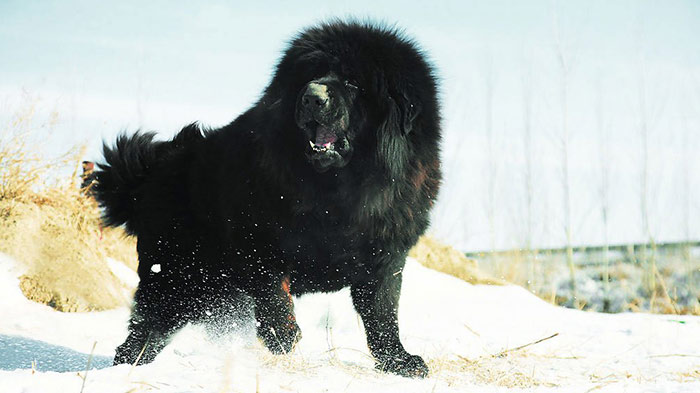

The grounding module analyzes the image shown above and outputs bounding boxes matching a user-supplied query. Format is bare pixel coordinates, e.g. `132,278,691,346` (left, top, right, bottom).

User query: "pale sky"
1,0,699,251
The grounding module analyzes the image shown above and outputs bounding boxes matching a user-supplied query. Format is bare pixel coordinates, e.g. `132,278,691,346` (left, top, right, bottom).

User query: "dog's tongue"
315,127,337,148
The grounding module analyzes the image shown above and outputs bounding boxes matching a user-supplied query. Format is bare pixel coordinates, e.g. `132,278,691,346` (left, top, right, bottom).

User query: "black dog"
95,20,441,378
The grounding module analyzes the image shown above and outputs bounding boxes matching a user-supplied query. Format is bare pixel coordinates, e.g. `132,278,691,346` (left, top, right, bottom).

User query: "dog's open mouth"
302,122,351,172
309,126,338,151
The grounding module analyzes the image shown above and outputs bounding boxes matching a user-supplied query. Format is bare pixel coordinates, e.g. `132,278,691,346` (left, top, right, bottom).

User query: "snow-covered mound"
1,253,699,392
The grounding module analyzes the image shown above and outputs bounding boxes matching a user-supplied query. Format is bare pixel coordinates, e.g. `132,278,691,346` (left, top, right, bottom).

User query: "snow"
1,253,699,392
106,257,140,288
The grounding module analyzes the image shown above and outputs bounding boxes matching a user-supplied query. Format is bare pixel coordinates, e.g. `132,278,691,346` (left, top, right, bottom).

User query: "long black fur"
94,20,441,378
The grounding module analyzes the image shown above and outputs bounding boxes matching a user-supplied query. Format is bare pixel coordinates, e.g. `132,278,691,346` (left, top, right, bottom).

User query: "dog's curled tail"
93,132,161,234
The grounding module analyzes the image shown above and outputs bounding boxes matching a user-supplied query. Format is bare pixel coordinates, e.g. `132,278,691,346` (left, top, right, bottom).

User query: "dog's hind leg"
113,280,187,365
248,275,302,354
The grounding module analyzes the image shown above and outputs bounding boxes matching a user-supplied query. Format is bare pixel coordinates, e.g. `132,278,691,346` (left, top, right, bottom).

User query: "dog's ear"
382,92,421,136
398,92,422,135
377,92,420,177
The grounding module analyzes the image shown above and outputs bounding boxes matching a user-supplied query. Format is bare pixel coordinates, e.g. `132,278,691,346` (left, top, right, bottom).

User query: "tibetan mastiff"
95,20,441,378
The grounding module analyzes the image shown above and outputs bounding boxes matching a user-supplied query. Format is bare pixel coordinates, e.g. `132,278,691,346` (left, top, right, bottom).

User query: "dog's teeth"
309,141,314,147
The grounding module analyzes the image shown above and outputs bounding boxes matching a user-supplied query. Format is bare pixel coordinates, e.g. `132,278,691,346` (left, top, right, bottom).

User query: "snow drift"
1,253,699,392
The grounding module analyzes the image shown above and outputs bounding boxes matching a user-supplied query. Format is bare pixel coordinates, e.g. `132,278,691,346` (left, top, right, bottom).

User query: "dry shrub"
0,111,137,312
410,235,504,285
0,194,137,312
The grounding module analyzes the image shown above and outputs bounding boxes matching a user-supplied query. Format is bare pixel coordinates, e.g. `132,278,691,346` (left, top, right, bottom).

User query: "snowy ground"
1,253,699,393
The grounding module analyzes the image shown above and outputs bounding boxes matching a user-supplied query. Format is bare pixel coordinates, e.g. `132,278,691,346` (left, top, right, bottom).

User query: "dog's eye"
344,80,359,91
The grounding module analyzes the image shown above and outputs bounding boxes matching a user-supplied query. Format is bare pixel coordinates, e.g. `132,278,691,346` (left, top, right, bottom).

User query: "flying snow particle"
151,264,162,273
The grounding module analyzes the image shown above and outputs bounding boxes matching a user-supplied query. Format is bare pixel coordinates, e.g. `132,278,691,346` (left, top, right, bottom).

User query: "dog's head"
265,21,437,174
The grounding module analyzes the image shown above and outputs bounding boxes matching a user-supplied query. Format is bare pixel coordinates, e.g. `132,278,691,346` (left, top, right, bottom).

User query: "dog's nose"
301,83,330,110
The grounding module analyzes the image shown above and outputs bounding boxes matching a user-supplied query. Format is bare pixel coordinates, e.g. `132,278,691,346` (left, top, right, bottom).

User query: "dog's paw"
257,316,302,354
376,354,429,378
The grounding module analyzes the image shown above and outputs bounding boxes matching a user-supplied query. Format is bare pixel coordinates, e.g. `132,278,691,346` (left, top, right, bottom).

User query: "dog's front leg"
351,265,429,378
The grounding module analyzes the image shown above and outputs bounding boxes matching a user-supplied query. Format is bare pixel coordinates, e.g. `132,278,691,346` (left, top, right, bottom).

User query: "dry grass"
0,114,137,312
409,235,504,286
426,353,554,389
256,341,550,389
678,369,700,383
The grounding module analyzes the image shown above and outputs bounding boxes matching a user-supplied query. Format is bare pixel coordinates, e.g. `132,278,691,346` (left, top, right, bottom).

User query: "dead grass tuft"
0,112,137,312
678,369,700,382
427,354,554,389
410,235,504,285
